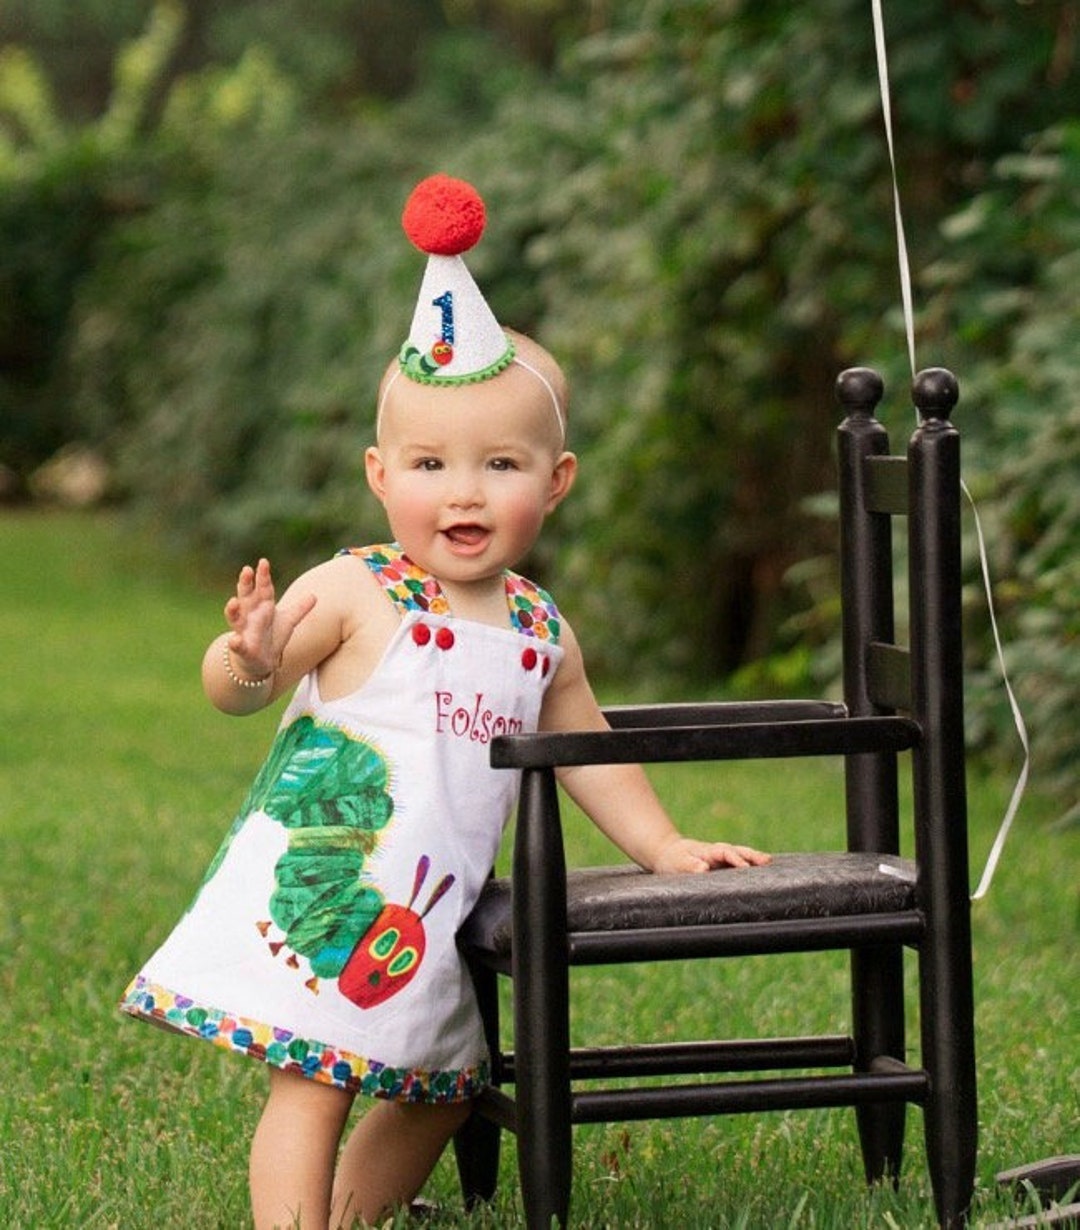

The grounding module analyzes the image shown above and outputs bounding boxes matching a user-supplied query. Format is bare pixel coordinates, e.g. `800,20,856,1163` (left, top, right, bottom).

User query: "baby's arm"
202,556,350,715
539,624,770,874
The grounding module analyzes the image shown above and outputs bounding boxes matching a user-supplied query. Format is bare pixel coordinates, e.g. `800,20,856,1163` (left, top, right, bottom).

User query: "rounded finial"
836,367,884,415
402,174,486,256
912,367,959,420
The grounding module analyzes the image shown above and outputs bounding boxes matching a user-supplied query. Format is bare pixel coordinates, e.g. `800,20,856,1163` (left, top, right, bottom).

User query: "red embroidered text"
434,692,523,743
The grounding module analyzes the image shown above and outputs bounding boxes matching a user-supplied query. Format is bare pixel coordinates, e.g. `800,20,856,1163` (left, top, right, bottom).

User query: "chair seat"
462,852,916,958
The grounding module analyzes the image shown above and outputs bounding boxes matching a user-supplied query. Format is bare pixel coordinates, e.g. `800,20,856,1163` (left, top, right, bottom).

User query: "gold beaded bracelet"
222,643,273,689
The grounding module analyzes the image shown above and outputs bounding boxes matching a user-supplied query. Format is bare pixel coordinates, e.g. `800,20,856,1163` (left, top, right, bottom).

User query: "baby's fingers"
655,838,772,876
234,562,256,596
251,557,276,600
236,558,275,603
709,843,771,869
226,560,275,619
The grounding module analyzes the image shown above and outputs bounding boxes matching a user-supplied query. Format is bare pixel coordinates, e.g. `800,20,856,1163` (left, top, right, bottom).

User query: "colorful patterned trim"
504,571,561,643
347,545,451,616
399,337,515,385
342,544,561,644
120,976,487,1104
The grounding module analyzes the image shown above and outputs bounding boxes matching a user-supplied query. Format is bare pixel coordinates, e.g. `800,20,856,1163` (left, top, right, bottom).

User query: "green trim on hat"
399,337,516,385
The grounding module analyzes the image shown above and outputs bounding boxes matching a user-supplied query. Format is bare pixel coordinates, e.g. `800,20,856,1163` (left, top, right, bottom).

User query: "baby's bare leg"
250,1067,354,1229
331,1097,472,1227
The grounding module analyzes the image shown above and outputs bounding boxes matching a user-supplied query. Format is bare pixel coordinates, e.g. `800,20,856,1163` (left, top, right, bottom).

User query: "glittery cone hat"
397,174,515,385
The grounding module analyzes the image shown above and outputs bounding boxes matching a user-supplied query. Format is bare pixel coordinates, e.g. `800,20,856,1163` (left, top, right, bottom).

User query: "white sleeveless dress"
120,544,563,1103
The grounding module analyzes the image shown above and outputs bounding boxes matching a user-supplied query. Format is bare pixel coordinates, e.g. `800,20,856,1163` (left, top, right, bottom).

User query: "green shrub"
931,121,1080,813
0,3,183,481
66,30,533,572
4,0,1076,809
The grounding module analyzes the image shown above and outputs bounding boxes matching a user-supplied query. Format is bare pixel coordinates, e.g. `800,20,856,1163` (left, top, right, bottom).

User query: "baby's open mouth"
444,524,488,547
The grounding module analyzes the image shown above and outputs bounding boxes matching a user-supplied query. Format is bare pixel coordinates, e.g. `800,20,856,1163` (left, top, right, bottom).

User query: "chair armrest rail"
491,715,919,769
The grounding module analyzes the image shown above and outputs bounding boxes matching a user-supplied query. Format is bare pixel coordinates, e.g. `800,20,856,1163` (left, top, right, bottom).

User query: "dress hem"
119,976,487,1104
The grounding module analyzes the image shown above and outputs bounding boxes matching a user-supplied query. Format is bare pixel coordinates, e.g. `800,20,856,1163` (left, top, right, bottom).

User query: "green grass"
1,511,1077,1228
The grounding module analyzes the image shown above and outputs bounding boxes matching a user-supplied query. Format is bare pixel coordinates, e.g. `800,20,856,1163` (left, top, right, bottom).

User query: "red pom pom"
401,174,486,257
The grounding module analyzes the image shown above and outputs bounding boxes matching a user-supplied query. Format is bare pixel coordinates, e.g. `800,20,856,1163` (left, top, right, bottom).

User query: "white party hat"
397,174,515,384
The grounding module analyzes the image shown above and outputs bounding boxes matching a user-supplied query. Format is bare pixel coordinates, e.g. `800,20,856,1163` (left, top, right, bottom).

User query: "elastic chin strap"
375,357,567,448
510,355,567,447
374,369,400,441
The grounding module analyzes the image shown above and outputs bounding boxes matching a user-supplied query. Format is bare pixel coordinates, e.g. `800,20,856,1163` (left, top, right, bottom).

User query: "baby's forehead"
378,368,561,449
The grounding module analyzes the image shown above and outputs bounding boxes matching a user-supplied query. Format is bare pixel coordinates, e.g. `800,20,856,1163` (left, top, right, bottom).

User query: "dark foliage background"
2,0,1077,811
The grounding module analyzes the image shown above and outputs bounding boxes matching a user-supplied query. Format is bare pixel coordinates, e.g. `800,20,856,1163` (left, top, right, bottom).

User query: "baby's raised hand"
224,558,315,678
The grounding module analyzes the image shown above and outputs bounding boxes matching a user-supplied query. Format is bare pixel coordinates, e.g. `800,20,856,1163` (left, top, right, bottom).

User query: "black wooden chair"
455,367,976,1229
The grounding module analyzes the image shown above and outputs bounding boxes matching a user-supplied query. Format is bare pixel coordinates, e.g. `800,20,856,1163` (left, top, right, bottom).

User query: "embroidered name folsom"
434,691,523,743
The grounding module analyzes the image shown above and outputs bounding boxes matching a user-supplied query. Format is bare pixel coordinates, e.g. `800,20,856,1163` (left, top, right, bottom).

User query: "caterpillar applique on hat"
397,174,515,385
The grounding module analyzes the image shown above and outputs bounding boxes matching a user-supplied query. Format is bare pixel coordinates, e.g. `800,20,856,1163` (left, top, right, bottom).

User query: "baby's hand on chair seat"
650,837,771,874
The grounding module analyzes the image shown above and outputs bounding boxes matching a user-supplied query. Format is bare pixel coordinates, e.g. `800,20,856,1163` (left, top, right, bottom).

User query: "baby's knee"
397,1094,473,1130
264,1067,354,1123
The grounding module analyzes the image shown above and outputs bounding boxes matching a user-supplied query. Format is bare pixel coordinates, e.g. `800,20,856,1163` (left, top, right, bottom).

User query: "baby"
122,176,768,1229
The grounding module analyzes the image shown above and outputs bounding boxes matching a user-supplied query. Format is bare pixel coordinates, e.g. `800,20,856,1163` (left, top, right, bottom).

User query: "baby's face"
366,368,575,587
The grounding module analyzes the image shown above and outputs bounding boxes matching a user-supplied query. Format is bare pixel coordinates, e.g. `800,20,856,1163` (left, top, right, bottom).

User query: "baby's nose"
448,473,484,507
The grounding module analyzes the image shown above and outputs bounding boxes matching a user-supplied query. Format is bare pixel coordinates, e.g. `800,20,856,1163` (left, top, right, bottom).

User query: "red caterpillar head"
338,856,454,1009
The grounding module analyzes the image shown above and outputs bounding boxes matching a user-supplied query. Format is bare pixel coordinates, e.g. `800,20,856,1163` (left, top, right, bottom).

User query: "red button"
521,646,538,671
412,624,431,646
436,627,455,650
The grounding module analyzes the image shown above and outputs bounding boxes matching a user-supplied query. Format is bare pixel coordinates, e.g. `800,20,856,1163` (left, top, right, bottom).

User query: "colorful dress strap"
339,544,560,644
341,544,450,617
504,571,561,644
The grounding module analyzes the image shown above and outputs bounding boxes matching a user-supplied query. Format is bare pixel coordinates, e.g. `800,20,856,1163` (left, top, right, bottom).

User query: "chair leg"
453,1109,501,1209
851,945,906,1185
513,767,573,1230
924,1074,977,1228
855,1101,906,1188
922,1010,977,1228
455,958,502,1207
515,1015,572,1230
919,892,977,1227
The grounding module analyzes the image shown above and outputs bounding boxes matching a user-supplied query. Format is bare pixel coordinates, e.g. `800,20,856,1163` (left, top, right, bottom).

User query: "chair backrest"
837,366,969,886
837,367,975,1194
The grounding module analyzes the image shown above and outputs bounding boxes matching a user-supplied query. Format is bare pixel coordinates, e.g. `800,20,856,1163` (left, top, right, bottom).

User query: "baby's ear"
364,447,387,502
546,451,578,511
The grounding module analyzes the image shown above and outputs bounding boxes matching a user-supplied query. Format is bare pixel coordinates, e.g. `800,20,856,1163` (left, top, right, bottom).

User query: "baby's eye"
415,457,443,471
488,456,518,472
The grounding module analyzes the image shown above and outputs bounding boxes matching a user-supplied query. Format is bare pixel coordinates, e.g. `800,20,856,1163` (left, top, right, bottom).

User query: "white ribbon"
871,0,917,379
870,0,1029,900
